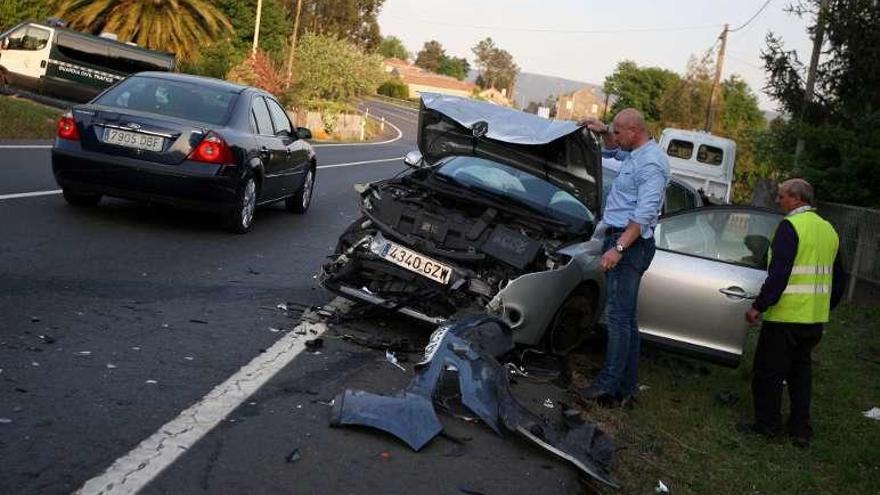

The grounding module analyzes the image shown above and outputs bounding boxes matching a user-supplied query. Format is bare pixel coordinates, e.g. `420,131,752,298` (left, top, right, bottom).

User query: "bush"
226,50,287,99
289,33,384,103
377,79,409,99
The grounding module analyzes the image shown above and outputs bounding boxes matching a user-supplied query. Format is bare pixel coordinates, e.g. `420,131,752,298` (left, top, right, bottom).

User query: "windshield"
435,156,594,228
94,76,237,125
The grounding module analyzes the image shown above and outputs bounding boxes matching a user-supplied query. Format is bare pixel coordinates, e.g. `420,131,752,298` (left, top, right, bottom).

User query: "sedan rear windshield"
95,76,237,125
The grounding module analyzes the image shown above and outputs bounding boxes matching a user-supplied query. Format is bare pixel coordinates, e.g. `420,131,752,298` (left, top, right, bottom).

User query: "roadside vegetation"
571,305,880,494
0,95,61,139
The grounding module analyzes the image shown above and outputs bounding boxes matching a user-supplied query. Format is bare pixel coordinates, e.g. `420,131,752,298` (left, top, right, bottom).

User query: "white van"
0,21,175,103
658,128,736,204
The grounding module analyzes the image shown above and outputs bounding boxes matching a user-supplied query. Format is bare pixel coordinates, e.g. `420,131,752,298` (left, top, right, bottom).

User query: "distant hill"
468,70,603,108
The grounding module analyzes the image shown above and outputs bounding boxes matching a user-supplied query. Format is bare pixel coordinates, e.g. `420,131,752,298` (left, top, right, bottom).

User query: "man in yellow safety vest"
741,178,845,448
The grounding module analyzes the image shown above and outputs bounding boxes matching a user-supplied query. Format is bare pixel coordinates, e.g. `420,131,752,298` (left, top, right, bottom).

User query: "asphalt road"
0,99,592,494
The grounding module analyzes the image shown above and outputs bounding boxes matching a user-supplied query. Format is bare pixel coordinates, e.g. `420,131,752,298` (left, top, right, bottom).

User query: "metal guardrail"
817,201,880,304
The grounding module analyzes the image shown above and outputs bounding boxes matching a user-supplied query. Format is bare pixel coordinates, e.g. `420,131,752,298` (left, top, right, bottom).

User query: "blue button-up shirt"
602,140,671,238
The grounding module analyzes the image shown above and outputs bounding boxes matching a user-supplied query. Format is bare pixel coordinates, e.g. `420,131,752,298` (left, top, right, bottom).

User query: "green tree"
377,35,408,60
603,60,680,123
761,0,880,206
1,0,54,32
290,32,384,103
298,0,385,51
471,37,518,93
216,0,291,58
656,56,713,130
415,40,444,73
55,0,233,62
438,55,469,81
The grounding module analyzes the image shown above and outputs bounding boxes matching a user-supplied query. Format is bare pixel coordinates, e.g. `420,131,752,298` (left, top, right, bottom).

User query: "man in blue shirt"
578,109,670,404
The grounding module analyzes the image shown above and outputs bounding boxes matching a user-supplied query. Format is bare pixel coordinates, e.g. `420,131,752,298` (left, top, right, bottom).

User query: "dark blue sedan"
51,72,316,233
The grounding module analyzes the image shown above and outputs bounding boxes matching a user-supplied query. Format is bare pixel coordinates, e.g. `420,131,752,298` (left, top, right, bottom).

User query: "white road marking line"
317,156,402,169
76,300,352,495
0,144,52,149
0,157,403,202
367,107,418,125
0,190,62,200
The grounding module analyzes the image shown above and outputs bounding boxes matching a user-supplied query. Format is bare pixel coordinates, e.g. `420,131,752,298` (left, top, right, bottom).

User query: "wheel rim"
302,169,314,209
550,294,593,354
241,179,256,228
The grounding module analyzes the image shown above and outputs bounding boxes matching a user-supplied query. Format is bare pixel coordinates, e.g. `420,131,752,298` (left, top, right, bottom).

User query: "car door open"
637,207,783,366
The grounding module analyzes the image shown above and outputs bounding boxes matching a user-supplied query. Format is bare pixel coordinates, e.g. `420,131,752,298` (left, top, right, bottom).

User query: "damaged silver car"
320,94,784,365
320,94,606,354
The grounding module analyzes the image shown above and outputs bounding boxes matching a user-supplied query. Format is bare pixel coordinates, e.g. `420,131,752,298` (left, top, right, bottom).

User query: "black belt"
605,225,627,235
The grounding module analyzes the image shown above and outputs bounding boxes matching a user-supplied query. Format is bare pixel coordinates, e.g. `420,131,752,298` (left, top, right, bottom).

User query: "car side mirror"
403,150,424,168
276,129,291,138
296,127,312,140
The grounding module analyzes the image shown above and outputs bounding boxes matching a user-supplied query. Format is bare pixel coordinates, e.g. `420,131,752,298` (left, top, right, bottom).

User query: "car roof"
132,72,251,93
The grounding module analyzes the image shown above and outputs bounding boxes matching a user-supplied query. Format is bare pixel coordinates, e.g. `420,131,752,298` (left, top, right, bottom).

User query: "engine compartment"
321,173,591,318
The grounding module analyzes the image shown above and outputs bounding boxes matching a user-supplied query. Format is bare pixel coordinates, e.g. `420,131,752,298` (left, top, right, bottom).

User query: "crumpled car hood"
418,93,603,217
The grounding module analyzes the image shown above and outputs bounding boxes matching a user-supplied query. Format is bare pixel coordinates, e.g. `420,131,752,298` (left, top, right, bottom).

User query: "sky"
377,0,816,110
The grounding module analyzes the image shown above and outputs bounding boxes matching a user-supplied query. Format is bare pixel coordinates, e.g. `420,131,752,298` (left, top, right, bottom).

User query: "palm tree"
56,0,233,62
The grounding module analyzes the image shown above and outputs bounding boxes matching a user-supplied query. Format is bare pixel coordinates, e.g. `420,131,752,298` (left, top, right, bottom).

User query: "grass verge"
572,305,880,494
0,95,62,139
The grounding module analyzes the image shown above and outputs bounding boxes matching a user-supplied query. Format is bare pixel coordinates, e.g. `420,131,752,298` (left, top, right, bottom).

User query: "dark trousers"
593,234,655,397
752,321,823,437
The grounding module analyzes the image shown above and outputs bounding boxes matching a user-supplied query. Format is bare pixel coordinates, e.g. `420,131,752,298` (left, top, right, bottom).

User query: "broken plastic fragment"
269,327,281,333
31,362,39,367
656,480,669,493
543,398,555,409
106,363,117,369
277,303,288,311
286,447,301,463
0,418,12,424
385,350,406,372
184,356,194,361
863,407,880,421
77,351,91,356
145,379,158,385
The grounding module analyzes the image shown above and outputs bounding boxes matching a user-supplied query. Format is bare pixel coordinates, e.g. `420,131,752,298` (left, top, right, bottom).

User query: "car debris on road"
329,315,617,487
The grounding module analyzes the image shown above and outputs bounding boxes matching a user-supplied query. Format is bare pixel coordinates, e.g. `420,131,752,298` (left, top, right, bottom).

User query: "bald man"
577,109,670,405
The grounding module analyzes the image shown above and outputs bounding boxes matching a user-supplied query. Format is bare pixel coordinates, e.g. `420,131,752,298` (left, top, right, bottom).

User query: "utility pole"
251,0,263,55
793,0,829,173
285,0,304,84
705,23,729,133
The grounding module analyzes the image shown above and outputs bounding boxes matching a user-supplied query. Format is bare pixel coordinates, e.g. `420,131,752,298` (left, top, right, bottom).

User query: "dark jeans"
752,321,824,438
593,233,655,398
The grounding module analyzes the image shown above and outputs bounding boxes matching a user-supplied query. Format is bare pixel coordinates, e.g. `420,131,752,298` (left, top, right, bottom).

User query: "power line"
383,14,722,35
730,0,774,32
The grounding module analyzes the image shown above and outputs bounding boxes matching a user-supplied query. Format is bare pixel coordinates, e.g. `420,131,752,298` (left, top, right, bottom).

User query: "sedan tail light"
57,112,80,141
188,131,235,165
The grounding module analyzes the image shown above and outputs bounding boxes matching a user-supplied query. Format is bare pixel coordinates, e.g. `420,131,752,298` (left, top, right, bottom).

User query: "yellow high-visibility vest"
764,210,839,323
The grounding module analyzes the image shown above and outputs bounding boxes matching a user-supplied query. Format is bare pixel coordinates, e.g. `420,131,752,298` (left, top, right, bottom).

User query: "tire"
226,176,257,233
544,285,597,356
62,189,101,207
285,166,315,214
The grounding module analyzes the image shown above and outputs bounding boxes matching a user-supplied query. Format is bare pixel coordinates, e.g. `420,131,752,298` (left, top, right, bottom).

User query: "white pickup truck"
658,128,736,204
